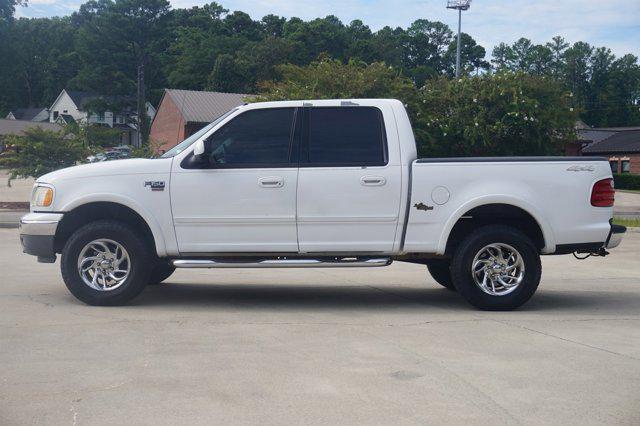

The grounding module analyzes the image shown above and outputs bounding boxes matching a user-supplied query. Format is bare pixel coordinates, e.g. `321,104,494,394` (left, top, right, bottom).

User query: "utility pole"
446,0,472,79
136,57,148,148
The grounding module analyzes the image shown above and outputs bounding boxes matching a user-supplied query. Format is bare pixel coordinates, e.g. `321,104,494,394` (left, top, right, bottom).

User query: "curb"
0,211,27,229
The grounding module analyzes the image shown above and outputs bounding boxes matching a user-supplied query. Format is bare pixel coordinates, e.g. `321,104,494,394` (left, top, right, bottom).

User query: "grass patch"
613,217,640,228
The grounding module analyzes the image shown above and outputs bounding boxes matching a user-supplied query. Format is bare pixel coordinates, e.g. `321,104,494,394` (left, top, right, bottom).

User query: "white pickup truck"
20,99,626,310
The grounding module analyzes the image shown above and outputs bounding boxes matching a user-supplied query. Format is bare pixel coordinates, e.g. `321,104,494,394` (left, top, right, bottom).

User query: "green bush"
613,173,640,190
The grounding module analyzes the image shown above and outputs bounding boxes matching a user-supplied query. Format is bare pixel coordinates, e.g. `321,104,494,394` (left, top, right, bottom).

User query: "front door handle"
259,176,284,188
361,176,386,186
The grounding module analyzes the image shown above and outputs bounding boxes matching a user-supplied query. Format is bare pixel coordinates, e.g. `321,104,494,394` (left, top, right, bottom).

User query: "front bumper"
606,224,626,249
19,212,63,263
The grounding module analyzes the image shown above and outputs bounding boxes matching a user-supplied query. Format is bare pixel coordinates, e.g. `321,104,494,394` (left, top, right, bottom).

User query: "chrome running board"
171,257,392,269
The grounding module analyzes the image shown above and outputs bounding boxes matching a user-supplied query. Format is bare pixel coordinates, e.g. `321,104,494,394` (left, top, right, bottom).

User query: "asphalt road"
1,228,639,425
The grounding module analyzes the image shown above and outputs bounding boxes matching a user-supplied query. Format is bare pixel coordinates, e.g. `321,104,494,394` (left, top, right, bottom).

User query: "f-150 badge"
144,181,165,191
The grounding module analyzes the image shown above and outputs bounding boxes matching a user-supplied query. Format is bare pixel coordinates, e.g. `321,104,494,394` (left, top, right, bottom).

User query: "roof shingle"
0,119,62,136
165,89,249,124
581,129,640,154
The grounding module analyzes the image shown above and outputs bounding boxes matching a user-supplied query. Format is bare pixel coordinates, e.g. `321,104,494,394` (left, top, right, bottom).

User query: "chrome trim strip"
19,213,63,236
606,232,624,249
171,258,392,268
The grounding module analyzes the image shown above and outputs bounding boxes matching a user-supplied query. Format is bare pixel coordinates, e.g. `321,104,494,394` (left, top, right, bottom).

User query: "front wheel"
450,225,541,310
148,262,176,285
61,220,152,306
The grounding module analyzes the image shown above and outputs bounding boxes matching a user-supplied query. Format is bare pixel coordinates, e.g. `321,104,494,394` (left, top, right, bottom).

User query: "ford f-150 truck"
19,99,626,310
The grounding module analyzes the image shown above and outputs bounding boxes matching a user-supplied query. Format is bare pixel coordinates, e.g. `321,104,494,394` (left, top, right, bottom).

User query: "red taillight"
591,178,615,207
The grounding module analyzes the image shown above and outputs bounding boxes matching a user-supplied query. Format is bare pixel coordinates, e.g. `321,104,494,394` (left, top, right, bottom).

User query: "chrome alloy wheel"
77,239,131,291
471,243,525,296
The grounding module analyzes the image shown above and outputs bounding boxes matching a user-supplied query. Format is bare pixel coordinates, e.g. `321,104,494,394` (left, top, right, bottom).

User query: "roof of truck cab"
242,99,402,109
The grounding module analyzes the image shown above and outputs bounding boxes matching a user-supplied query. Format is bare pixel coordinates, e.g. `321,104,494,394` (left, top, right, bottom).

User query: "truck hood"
37,158,173,185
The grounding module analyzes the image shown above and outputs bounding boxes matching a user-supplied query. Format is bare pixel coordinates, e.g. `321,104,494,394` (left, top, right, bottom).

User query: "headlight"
31,185,54,208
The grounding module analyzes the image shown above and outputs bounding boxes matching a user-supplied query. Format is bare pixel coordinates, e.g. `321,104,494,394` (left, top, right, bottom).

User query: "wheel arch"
54,199,166,257
438,196,555,255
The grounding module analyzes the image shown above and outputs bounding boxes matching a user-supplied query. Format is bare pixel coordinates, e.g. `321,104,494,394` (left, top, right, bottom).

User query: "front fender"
59,193,169,257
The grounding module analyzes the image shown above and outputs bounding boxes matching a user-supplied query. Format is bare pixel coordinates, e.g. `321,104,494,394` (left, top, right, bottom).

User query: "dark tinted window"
205,108,294,166
610,160,618,173
307,107,386,165
621,160,630,173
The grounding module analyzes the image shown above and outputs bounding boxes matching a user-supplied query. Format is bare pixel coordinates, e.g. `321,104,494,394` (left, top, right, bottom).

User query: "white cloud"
28,0,59,4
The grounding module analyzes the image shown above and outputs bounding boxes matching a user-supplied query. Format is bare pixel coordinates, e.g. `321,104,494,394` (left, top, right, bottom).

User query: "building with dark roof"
580,128,640,174
5,107,49,122
149,89,248,153
0,119,62,153
47,89,156,147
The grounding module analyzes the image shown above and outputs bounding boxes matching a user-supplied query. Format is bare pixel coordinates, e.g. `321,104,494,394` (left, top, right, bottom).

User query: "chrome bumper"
19,212,63,262
606,224,626,249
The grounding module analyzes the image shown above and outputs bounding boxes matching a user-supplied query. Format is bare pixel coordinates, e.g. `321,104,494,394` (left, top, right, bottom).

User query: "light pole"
446,0,472,78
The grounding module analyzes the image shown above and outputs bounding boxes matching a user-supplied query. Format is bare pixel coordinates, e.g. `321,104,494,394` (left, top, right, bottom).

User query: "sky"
16,0,640,58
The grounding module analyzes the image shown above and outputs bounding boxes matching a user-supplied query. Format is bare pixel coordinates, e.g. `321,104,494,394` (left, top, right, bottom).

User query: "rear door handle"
361,176,386,186
259,176,284,188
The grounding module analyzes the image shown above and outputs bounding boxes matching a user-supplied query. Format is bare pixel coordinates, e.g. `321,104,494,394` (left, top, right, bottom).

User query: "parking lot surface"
1,228,639,425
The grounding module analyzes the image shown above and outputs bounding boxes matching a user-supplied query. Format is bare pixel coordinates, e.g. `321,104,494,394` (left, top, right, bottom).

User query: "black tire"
61,220,153,306
148,262,175,285
450,225,541,311
426,259,455,290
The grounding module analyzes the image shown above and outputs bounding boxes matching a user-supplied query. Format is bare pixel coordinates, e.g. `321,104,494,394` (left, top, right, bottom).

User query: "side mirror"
192,139,208,165
193,139,205,156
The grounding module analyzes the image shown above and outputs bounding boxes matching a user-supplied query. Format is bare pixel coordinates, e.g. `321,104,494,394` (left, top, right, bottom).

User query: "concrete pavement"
1,227,639,424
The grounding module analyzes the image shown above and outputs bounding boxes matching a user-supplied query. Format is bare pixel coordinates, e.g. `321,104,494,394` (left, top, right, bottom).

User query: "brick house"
580,127,640,174
149,89,248,153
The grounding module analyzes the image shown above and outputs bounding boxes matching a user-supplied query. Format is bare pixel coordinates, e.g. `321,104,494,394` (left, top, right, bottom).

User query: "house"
5,107,49,122
0,119,62,153
48,89,157,147
580,127,640,174
149,89,248,153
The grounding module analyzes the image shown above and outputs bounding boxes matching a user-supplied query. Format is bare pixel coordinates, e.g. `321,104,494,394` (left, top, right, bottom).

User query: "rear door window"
305,107,387,166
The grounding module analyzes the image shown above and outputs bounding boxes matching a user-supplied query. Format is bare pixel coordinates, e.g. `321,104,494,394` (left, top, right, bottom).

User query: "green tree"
444,32,489,77
72,0,171,145
546,36,569,77
0,127,85,183
403,19,452,75
254,58,417,102
207,53,252,93
413,72,577,157
0,0,27,21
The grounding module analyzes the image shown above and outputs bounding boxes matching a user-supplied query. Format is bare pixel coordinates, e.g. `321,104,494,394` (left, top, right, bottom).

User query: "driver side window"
204,108,295,167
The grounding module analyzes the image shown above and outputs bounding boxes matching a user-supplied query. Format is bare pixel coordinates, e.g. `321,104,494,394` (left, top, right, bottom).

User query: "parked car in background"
19,99,626,310
86,145,131,163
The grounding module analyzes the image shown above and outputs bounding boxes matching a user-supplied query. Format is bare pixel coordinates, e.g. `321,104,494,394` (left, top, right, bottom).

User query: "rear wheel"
426,259,455,290
61,220,152,306
450,225,541,310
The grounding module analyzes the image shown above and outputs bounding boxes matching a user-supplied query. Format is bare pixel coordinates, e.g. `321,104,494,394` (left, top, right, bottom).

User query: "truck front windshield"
160,108,238,158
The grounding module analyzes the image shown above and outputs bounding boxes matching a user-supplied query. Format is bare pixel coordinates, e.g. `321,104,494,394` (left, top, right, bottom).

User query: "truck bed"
403,156,613,255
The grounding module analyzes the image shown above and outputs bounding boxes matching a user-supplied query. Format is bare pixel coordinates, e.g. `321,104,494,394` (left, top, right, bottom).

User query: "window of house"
53,111,59,120
204,108,295,167
609,160,619,174
97,112,105,121
63,110,68,113
306,107,387,166
621,160,630,173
